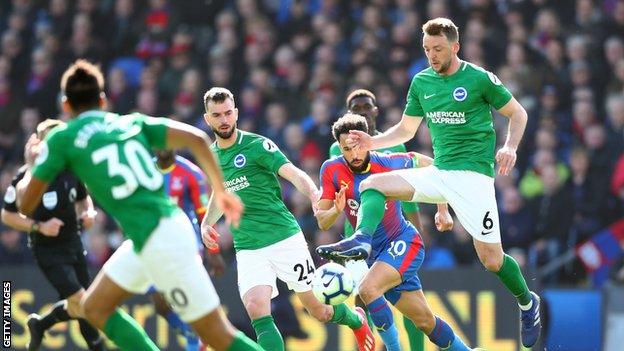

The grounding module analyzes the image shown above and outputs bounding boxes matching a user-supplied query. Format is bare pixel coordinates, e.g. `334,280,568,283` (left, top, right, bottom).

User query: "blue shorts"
372,229,425,305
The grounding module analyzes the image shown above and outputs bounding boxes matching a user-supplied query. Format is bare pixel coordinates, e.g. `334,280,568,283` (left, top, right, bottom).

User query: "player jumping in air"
329,89,426,350
317,113,479,351
17,59,262,351
318,17,542,348
200,87,375,351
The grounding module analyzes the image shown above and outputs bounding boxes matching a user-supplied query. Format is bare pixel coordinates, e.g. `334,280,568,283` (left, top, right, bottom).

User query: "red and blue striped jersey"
320,152,418,258
159,155,209,230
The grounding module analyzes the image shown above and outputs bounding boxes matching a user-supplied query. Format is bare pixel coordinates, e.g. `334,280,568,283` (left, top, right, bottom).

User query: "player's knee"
358,177,378,193
243,296,270,319
357,281,383,305
308,304,332,323
478,250,504,272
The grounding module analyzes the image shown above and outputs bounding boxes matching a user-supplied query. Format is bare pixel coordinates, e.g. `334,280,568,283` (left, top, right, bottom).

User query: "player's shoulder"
412,66,436,80
241,131,281,152
461,61,502,84
321,155,345,172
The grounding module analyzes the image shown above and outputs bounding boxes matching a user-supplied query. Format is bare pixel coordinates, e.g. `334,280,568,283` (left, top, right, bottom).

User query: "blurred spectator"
500,187,534,251
0,226,32,265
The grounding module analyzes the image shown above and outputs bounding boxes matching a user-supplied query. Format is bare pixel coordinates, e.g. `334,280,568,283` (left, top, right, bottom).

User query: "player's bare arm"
347,114,422,151
200,191,224,248
315,187,346,231
165,119,243,226
495,97,528,176
278,162,320,207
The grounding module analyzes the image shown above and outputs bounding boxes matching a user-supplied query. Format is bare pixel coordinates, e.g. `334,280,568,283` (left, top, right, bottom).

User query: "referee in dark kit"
2,119,104,351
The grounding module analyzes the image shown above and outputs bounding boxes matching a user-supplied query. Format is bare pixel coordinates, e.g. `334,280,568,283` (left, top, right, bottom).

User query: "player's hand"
206,253,226,277
24,133,41,166
496,145,517,176
215,192,243,228
346,130,373,151
434,210,453,232
334,186,347,212
202,225,220,250
79,209,97,230
39,218,64,236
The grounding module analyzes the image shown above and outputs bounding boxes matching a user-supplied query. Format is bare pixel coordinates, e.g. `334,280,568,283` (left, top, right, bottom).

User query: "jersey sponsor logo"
453,87,468,101
234,154,246,168
425,111,466,124
225,175,250,192
487,72,502,85
340,180,350,189
347,199,359,210
34,142,49,166
3,185,16,204
262,139,278,152
424,93,436,99
42,191,58,210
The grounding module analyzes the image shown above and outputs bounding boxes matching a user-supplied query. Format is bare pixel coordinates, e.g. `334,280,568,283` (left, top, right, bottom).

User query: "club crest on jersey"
453,87,468,102
234,154,246,168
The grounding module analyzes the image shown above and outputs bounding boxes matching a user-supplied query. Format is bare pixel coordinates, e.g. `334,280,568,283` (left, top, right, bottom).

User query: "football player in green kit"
200,87,375,351
328,89,426,351
17,60,263,351
318,18,542,348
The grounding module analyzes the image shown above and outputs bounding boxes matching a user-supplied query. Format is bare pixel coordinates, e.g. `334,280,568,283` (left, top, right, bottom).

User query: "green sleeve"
329,141,341,157
138,114,169,150
401,201,419,213
481,70,513,110
404,76,424,117
32,129,67,183
343,221,355,238
257,138,290,173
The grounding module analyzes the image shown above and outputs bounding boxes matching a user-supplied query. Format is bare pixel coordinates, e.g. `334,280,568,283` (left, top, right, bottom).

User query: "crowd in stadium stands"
1,0,623,287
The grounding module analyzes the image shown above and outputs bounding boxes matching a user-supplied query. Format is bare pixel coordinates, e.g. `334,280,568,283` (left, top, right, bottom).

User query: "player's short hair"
332,113,368,141
60,59,104,110
346,89,377,107
422,17,459,43
203,87,235,111
36,119,65,139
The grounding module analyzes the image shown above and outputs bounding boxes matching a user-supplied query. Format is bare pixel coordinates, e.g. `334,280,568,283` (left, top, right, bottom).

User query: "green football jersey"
32,110,178,252
404,60,512,177
328,140,418,238
211,130,300,251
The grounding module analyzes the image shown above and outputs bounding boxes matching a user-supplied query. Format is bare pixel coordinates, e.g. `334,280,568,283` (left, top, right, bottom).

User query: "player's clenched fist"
215,191,244,228
202,225,220,250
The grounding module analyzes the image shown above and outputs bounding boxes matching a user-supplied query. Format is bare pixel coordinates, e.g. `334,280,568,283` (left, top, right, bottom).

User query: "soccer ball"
311,262,355,305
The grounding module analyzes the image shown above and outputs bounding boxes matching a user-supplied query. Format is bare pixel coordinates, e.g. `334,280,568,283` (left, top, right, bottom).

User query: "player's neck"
216,129,239,149
438,57,462,77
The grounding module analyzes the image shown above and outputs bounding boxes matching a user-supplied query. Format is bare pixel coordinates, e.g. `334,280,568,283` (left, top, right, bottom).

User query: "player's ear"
234,107,239,121
61,96,72,113
98,92,107,110
452,41,460,54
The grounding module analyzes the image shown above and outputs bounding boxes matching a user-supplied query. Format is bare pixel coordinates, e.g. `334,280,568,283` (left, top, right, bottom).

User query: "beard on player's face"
346,152,370,172
212,122,237,139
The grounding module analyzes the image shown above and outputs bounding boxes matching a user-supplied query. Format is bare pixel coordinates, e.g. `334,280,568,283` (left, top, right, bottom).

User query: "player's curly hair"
422,17,459,43
331,113,368,141
61,59,104,110
204,87,235,111
346,89,376,107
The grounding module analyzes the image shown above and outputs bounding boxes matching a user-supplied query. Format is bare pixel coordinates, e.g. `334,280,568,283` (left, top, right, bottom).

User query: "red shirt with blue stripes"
320,152,419,259
159,155,209,230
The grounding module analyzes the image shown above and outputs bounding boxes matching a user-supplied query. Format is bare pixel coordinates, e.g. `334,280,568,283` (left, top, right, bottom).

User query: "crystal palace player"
319,17,541,347
316,113,478,351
